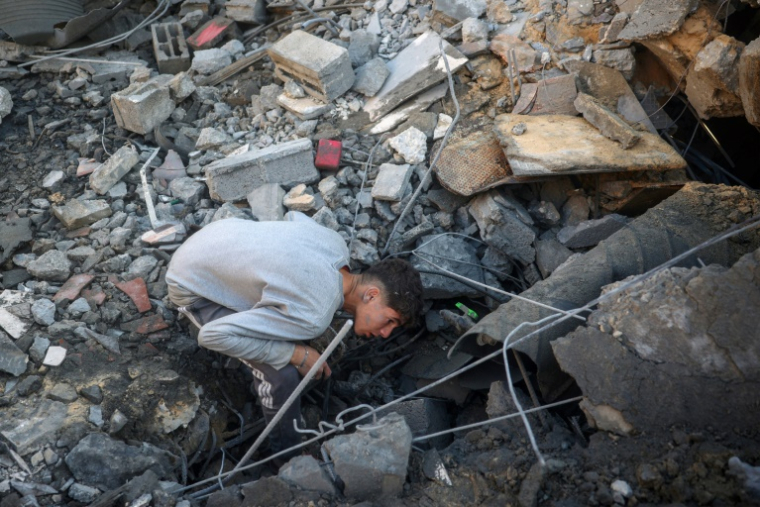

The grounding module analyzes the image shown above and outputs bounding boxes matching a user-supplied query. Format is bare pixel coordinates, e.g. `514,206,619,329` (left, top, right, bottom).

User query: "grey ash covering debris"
1,0,760,505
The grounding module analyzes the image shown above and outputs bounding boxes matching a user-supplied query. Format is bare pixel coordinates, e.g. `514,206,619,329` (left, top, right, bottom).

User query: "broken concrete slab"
686,34,745,119
739,37,760,127
592,47,636,81
247,183,285,221
377,398,450,449
489,34,538,73
433,0,487,25
0,86,12,124
276,94,333,120
365,83,448,135
412,234,485,298
352,58,390,97
513,74,579,116
226,0,268,24
323,412,412,501
363,31,467,122
553,247,760,434
617,0,698,41
205,138,319,202
557,214,629,248
278,455,336,495
0,217,33,264
152,22,191,74
111,76,175,135
90,146,140,195
0,399,68,455
191,48,232,75
371,163,413,201
574,92,641,149
52,199,112,230
0,332,27,375
469,190,536,264
492,114,686,177
268,30,355,102
535,236,573,279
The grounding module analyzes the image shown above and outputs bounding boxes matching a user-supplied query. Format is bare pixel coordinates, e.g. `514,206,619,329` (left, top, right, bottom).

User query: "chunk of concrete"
492,114,686,176
111,76,175,135
574,92,641,149
276,94,333,120
0,399,68,454
535,237,573,279
489,34,538,73
513,74,579,116
685,34,745,119
352,58,390,97
617,0,698,41
349,29,380,68
469,190,536,265
247,183,285,221
52,199,112,230
433,0,487,25
365,83,448,135
26,250,72,283
205,138,319,202
268,30,355,102
190,48,232,75
89,146,140,195
226,0,268,24
363,31,467,121
283,184,317,212
411,234,485,298
388,127,428,164
371,163,412,201
152,22,191,74
739,37,760,127
0,86,12,124
377,398,450,449
323,413,412,501
557,214,629,248
31,298,56,326
592,47,636,81
0,332,27,375
278,455,336,495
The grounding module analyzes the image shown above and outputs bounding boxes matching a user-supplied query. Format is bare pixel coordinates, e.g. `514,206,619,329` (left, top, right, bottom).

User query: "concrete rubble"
0,0,758,505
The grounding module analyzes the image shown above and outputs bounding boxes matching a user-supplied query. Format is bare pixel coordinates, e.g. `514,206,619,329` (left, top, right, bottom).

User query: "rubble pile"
0,0,759,505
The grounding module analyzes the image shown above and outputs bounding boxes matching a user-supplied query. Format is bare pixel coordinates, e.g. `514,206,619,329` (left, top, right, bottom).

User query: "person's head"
351,258,424,339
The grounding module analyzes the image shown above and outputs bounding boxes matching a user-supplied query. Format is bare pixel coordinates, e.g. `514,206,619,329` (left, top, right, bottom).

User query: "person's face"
353,290,403,339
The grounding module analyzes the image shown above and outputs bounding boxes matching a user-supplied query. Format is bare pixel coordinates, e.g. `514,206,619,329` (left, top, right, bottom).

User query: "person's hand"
290,344,332,380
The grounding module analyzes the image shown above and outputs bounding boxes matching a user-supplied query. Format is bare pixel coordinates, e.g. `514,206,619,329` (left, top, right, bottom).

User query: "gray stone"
528,201,561,227
278,455,336,494
312,207,340,231
411,234,485,299
377,398,450,449
27,250,71,282
168,72,196,102
68,483,101,503
371,163,412,201
0,332,27,376
351,240,379,265
557,214,629,248
599,12,629,43
349,29,379,67
0,399,68,454
212,202,250,222
241,477,293,506
16,375,42,396
469,190,536,264
126,255,159,281
111,76,175,135
561,194,589,226
67,298,91,316
352,57,390,97
247,183,286,221
260,83,283,110
283,184,317,212
0,86,12,123
535,237,572,278
205,138,319,202
31,298,56,326
195,128,230,151
226,0,268,23
65,433,179,490
52,199,112,230
388,127,428,164
277,94,333,120
617,0,697,41
89,406,105,428
433,0,487,25
80,385,103,404
462,17,488,43
42,170,65,189
592,47,636,81
402,112,438,139
190,48,232,75
90,146,140,195
574,92,641,148
323,413,412,500
48,382,78,403
29,335,50,362
170,177,205,206
363,32,468,121
268,30,355,102
0,217,33,264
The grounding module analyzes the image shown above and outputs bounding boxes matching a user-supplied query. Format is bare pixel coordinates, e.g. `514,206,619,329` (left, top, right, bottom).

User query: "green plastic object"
455,302,478,320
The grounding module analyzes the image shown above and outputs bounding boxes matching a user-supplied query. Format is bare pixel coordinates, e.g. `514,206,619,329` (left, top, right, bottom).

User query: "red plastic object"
315,139,342,171
187,17,235,50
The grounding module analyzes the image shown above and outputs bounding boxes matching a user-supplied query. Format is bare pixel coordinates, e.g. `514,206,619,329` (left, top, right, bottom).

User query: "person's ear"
364,286,381,303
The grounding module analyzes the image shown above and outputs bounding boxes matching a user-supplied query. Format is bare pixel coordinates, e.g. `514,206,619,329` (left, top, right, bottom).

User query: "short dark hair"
361,258,424,328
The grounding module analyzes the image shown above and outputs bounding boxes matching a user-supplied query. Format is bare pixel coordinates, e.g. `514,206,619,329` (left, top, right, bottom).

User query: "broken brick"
53,274,94,303
120,314,168,334
187,17,236,50
315,139,342,171
115,278,152,313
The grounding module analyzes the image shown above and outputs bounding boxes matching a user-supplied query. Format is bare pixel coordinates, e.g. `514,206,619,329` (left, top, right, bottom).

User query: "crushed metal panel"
492,114,687,177
513,74,579,116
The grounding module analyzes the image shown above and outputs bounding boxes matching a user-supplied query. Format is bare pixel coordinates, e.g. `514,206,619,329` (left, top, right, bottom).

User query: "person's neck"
340,267,361,315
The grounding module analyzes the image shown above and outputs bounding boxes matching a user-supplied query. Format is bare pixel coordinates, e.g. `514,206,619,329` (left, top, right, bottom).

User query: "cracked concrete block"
557,214,629,248
617,0,697,41
352,57,390,97
574,92,641,149
276,94,333,120
363,32,468,121
247,183,285,221
411,234,485,299
433,0,487,25
89,146,140,195
52,199,112,230
205,138,318,202
469,190,536,264
268,30,355,102
190,48,232,75
111,76,175,135
152,22,191,75
371,163,412,201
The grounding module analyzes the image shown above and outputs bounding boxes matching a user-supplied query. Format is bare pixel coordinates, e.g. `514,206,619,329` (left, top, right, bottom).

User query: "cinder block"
152,23,191,75
205,138,319,202
268,30,355,102
111,76,175,135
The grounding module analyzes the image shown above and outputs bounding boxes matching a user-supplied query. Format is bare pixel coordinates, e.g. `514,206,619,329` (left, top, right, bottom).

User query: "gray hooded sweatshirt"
165,212,349,369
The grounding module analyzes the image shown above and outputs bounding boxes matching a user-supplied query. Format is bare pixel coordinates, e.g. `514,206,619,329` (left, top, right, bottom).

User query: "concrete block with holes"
268,30,355,102
151,22,191,75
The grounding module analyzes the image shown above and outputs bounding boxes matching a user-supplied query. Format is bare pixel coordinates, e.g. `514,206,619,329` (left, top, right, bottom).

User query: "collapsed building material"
0,0,83,45
456,183,760,400
378,398,451,449
365,83,448,135
268,30,355,102
492,114,685,176
204,138,319,202
432,0,487,26
276,94,333,120
89,146,140,195
0,86,12,125
616,0,697,42
225,0,268,24
363,31,467,121
512,74,579,116
111,77,175,136
52,199,112,230
371,163,413,201
152,23,191,75
469,190,536,265
186,17,236,50
411,234,486,298
573,92,641,149
738,37,760,127
553,246,760,435
685,34,745,119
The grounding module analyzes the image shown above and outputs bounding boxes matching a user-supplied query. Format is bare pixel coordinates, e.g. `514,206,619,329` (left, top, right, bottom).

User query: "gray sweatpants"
174,295,303,458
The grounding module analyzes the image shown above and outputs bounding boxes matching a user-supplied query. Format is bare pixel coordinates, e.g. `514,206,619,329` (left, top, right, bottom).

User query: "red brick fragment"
115,278,152,313
187,17,236,50
120,314,168,334
53,274,94,303
315,139,342,171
